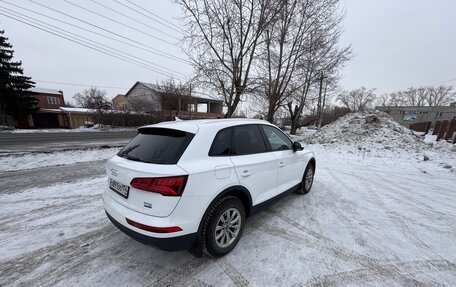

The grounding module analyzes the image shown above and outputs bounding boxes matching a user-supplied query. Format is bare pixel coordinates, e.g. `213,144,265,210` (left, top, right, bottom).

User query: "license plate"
109,178,130,198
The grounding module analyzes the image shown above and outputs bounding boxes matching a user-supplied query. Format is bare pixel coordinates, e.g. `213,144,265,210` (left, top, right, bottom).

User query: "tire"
201,196,246,257
297,163,314,194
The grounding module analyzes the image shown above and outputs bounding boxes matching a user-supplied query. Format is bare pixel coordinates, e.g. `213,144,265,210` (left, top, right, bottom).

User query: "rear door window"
117,128,194,164
232,125,268,155
209,128,232,156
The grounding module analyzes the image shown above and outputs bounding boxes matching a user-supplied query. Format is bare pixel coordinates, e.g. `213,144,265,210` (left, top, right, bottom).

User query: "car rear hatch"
106,127,195,217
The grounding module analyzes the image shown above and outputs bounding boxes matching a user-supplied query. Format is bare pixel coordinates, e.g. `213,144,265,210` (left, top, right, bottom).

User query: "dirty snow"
7,125,137,133
291,111,456,171
1,122,456,286
0,147,119,172
303,111,428,152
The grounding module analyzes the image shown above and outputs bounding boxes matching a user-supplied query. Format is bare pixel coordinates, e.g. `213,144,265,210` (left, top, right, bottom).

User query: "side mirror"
292,141,304,152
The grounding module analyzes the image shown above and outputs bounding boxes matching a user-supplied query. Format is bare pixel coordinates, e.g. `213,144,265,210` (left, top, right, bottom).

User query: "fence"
410,120,456,143
409,121,431,134
433,120,456,142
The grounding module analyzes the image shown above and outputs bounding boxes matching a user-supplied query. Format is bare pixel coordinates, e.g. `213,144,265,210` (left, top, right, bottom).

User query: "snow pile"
304,110,427,152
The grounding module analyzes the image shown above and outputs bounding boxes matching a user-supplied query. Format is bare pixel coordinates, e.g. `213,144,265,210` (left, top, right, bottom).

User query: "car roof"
138,118,274,134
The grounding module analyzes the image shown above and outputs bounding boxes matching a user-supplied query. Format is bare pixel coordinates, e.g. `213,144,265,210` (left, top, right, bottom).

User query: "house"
124,81,223,119
19,88,66,128
112,94,128,110
19,88,100,129
376,105,456,127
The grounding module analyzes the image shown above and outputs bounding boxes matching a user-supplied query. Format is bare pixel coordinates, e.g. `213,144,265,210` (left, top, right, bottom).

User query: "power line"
0,0,188,64
63,0,178,46
115,0,182,34
0,10,185,80
89,0,179,41
0,6,186,78
26,0,188,63
434,78,456,85
126,0,183,32
34,80,128,90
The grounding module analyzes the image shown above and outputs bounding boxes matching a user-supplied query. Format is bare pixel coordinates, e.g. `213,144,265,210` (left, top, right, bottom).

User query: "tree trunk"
224,91,241,118
266,101,276,123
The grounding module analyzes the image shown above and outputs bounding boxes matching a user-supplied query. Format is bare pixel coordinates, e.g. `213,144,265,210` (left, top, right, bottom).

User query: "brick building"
19,88,66,128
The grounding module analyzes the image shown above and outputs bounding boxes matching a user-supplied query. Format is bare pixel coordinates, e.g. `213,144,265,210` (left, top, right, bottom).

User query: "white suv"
103,119,316,257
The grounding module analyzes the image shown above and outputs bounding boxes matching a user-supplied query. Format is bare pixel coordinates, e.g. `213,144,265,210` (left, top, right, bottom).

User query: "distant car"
103,119,316,257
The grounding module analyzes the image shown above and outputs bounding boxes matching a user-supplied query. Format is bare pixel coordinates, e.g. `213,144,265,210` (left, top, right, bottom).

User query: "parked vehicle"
103,119,316,257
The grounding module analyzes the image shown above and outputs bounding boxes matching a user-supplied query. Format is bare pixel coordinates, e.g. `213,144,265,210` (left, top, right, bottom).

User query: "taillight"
126,218,182,233
130,175,188,196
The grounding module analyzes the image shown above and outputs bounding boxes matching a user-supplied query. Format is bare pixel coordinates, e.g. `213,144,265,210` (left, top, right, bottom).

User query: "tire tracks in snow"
151,257,212,287
0,159,106,195
257,219,385,269
327,168,447,260
0,225,114,286
333,168,455,236
217,260,250,287
0,195,101,230
0,225,214,287
298,259,456,287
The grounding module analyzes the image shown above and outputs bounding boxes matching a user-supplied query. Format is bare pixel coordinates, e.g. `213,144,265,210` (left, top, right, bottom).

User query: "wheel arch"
197,185,252,234
308,157,316,171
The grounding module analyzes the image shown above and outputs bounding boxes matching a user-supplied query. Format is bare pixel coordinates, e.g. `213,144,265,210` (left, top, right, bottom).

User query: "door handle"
241,170,251,177
278,162,285,167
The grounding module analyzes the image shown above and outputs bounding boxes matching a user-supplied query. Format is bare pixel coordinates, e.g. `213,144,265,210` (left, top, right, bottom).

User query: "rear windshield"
117,128,194,164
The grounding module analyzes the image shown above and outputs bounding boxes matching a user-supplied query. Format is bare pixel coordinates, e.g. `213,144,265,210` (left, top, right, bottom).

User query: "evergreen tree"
0,30,37,121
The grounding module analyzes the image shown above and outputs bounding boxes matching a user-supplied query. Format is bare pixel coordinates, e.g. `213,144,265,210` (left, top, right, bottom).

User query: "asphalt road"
0,131,137,153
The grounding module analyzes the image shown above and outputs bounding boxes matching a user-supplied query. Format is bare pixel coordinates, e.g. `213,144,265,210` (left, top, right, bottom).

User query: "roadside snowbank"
0,147,119,172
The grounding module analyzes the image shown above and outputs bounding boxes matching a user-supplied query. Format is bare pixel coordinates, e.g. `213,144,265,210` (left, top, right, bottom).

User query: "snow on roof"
60,107,95,113
30,87,61,95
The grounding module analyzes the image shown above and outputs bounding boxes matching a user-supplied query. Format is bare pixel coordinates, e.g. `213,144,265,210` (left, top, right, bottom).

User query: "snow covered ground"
0,147,119,172
4,125,137,133
1,133,455,286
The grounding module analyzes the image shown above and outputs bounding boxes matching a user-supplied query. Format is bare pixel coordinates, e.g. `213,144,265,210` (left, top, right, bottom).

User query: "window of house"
47,96,60,105
436,112,443,117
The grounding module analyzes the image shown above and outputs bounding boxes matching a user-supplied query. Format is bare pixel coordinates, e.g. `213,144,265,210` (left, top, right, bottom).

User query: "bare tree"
155,77,190,94
384,85,455,107
286,0,351,134
376,93,390,107
401,87,428,106
177,0,280,117
128,96,160,113
258,0,313,123
74,87,110,109
427,85,456,106
337,87,376,112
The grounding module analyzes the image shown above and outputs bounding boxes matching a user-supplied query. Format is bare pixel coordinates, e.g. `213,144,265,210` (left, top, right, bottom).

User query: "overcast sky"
1,0,455,106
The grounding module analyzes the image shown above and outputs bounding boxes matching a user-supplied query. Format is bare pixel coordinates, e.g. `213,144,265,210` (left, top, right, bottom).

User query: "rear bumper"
106,211,197,251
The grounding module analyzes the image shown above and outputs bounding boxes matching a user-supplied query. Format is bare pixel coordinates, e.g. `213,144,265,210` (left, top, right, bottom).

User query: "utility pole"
188,83,192,119
316,71,325,129
318,83,327,129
